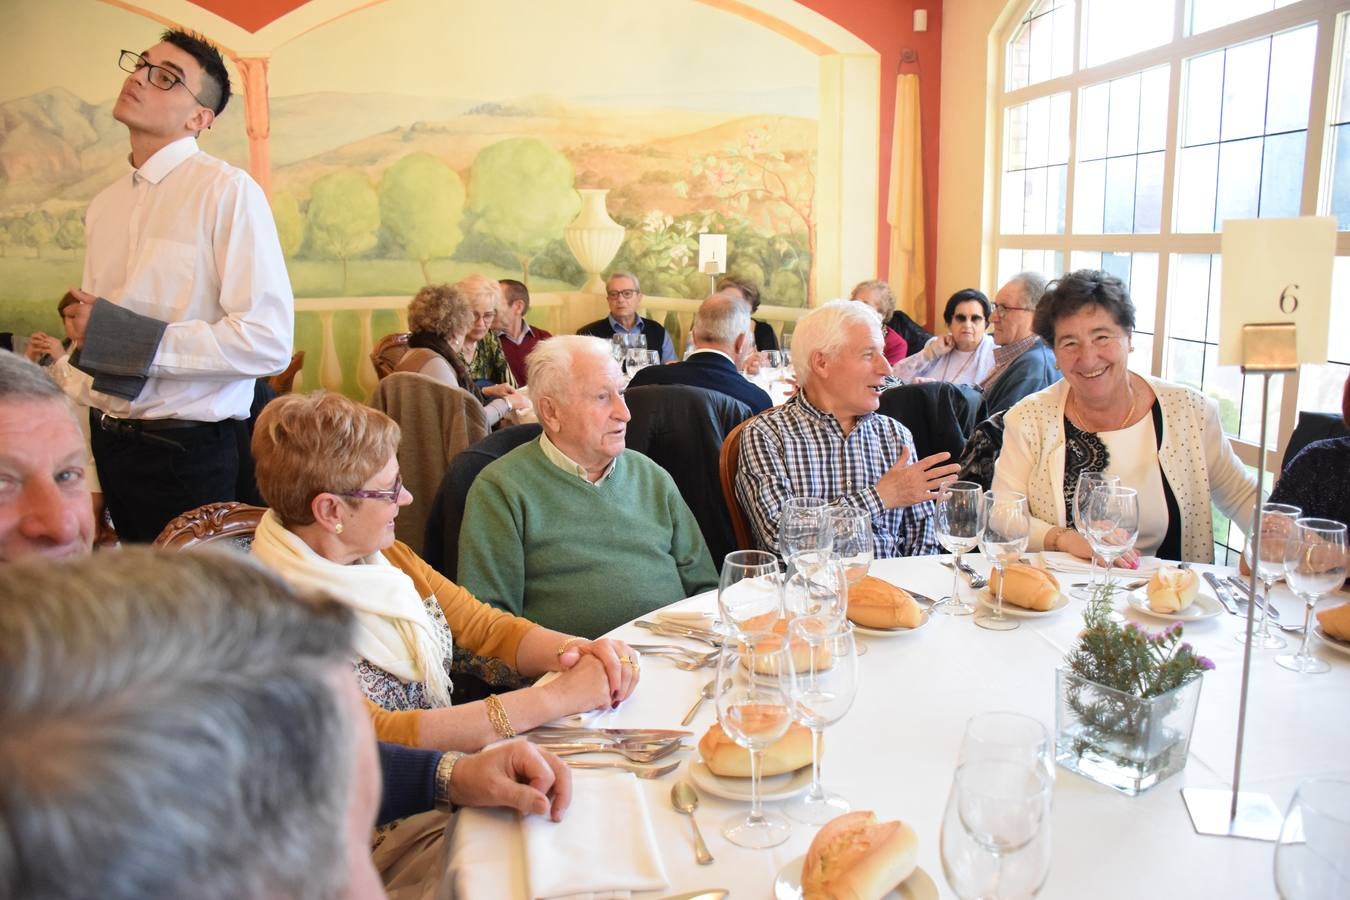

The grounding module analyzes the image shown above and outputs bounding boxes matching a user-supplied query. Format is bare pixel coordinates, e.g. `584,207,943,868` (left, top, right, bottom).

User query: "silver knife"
1225,576,1281,620
634,621,724,647
1203,571,1243,615
659,892,728,900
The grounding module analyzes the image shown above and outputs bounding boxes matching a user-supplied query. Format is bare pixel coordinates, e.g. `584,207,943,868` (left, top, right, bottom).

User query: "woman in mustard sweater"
249,391,640,752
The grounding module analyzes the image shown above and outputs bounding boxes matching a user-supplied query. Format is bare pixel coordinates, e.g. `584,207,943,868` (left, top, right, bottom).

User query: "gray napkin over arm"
71,298,168,401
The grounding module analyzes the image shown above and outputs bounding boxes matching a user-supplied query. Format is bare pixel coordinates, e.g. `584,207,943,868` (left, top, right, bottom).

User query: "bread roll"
847,576,923,629
801,811,919,900
1147,566,1199,613
988,563,1060,611
1316,602,1350,641
699,720,813,777
738,617,833,673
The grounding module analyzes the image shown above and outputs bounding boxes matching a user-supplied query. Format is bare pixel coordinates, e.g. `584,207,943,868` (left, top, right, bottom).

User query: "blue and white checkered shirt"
734,392,941,558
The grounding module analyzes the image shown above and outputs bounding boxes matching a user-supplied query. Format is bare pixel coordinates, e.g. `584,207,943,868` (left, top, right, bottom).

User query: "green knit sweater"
457,441,718,638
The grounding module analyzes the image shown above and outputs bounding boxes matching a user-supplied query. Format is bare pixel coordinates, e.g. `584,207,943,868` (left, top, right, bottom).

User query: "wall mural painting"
1,0,821,358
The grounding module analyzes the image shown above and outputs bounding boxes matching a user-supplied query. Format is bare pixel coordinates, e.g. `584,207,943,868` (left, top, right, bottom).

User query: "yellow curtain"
887,73,926,324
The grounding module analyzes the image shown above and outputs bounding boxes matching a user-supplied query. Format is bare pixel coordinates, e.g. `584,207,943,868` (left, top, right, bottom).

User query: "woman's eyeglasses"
333,474,404,503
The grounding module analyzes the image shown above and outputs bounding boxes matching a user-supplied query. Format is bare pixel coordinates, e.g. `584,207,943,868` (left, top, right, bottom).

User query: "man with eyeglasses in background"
973,271,1059,422
49,30,293,543
577,272,677,363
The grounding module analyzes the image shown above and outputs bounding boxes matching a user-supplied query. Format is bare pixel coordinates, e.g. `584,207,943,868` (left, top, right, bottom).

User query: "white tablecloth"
445,555,1350,898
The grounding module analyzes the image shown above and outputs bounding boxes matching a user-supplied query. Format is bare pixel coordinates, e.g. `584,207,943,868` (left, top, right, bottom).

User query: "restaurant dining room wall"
0,0,852,363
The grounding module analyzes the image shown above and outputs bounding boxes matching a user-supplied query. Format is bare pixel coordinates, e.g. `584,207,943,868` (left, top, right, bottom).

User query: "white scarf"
251,510,453,706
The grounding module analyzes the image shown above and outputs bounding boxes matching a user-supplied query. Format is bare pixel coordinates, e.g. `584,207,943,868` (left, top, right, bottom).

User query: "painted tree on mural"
379,152,466,283
466,138,580,284
306,171,380,292
271,191,305,258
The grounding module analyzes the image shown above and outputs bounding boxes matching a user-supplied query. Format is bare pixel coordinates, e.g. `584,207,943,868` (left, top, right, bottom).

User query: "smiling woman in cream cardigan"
249,391,640,753
992,270,1257,563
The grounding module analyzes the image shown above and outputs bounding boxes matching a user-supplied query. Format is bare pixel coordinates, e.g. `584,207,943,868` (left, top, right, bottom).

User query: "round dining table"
444,554,1350,899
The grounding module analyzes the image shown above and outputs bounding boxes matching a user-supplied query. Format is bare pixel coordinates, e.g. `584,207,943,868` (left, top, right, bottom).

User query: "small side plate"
1314,624,1350,658
687,758,812,802
851,609,932,637
773,855,939,900
1125,587,1223,622
977,591,1070,617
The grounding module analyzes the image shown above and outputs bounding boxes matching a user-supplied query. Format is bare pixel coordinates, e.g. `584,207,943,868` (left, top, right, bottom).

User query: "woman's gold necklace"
1070,374,1136,432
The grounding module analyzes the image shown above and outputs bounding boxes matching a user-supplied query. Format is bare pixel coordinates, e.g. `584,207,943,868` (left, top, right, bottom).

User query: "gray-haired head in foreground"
527,334,614,405
790,299,883,389
693,293,752,347
1005,271,1050,311
0,549,357,900
0,350,64,402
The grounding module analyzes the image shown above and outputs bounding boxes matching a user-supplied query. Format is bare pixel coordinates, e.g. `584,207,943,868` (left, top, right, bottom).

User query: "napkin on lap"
523,770,668,899
1038,551,1162,576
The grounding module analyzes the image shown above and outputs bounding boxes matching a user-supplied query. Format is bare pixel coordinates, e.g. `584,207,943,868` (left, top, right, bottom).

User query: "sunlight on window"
1188,0,1300,37
1002,93,1070,234
1327,15,1350,229
1081,0,1174,68
997,249,1063,288
1007,0,1073,91
1074,67,1168,234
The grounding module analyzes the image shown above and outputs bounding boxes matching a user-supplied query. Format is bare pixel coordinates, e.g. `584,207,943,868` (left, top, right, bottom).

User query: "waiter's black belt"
97,413,225,449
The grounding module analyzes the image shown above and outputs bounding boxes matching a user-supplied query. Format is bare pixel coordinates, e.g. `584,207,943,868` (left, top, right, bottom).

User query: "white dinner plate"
773,855,939,900
977,590,1070,618
688,758,812,802
1125,587,1223,622
1313,625,1350,658
851,609,931,637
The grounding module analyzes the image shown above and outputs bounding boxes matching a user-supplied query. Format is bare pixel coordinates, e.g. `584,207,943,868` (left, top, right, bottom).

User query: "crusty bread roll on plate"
1316,602,1350,642
987,563,1061,611
738,616,834,673
699,719,813,777
801,811,919,900
847,576,924,630
1146,565,1200,613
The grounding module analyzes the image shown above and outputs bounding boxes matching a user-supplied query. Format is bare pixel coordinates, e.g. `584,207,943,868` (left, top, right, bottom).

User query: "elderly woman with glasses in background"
893,288,996,386
249,391,639,757
992,269,1257,563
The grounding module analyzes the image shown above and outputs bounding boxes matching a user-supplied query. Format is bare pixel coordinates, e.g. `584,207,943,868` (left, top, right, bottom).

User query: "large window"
995,0,1350,561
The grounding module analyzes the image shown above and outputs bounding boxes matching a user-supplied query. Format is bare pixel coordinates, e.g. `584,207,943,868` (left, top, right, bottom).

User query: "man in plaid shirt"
735,300,961,558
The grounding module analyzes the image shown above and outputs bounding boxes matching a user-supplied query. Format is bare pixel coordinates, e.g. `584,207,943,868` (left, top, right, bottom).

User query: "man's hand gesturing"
875,446,962,509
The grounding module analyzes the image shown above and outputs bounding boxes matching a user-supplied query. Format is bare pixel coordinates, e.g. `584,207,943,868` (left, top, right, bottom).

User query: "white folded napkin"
523,770,668,899
1038,551,1163,576
656,608,716,629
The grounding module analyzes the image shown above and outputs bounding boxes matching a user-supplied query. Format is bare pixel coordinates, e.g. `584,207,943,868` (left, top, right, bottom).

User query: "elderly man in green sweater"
457,336,718,638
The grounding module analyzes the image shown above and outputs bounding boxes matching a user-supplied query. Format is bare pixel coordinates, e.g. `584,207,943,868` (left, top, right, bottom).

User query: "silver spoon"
671,781,713,865
681,678,717,726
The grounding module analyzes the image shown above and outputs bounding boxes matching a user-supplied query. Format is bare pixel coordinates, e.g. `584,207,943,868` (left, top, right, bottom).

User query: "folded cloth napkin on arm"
524,769,668,899
1037,551,1162,576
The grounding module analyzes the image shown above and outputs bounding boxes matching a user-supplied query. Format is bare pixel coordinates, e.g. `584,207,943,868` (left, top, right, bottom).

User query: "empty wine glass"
719,550,782,637
779,496,832,566
1068,472,1120,601
785,616,858,824
1237,503,1301,651
940,759,1053,899
783,552,848,626
1083,486,1139,592
764,349,784,370
958,711,1055,787
936,481,983,616
1275,777,1350,899
828,507,873,586
715,631,793,849
1277,518,1347,675
976,491,1030,632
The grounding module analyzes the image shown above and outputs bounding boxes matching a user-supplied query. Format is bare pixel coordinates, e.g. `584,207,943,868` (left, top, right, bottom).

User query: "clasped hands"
557,637,640,709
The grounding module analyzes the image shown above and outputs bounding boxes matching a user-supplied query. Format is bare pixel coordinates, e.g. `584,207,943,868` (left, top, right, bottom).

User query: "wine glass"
940,759,1053,899
1275,777,1350,898
1237,503,1301,651
976,491,1030,632
779,496,832,565
935,481,983,616
785,616,858,824
828,507,873,586
764,349,784,371
719,550,782,637
714,631,793,848
783,552,848,626
1277,518,1347,675
1083,486,1140,592
958,711,1055,788
1067,472,1120,601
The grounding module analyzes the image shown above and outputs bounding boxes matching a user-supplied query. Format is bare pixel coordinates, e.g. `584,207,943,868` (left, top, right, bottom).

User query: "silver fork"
942,559,988,590
536,740,686,763
630,644,722,669
564,758,682,778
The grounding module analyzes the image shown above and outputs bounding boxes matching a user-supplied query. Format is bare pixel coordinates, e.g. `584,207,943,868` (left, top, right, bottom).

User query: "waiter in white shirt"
55,30,293,542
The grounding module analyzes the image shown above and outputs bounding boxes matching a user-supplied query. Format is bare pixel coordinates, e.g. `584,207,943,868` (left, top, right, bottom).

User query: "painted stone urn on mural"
565,188,626,294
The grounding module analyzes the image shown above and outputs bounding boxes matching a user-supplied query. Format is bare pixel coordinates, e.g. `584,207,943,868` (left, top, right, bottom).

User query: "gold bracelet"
485,694,516,739
555,636,586,658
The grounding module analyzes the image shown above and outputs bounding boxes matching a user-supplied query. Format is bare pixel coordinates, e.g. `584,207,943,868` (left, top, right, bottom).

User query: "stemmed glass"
783,552,848,624
940,758,1053,899
1274,777,1350,898
976,491,1030,631
1237,503,1301,651
779,497,832,567
958,711,1055,788
1067,472,1120,601
1083,486,1140,593
785,616,859,824
935,481,983,616
719,550,783,637
715,631,793,848
828,507,873,586
1277,518,1348,675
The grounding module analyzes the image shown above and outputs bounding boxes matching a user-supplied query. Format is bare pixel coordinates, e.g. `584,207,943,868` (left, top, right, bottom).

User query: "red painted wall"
797,0,943,322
